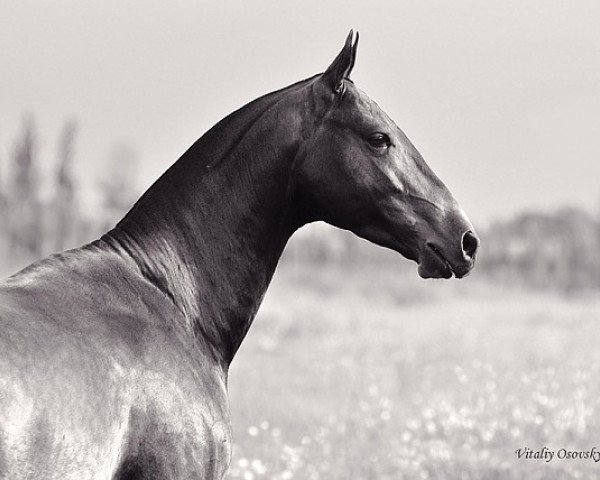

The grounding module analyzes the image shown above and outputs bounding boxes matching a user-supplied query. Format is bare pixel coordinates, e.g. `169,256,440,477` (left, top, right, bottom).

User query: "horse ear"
323,30,359,94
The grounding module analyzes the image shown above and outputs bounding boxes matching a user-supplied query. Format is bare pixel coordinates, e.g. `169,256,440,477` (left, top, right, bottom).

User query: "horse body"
0,246,230,479
0,32,479,478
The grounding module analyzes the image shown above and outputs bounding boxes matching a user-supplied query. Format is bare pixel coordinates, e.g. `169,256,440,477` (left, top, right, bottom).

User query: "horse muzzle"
417,230,479,279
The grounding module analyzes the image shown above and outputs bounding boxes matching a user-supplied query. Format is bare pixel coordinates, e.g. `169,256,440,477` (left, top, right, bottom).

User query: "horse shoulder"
111,358,231,480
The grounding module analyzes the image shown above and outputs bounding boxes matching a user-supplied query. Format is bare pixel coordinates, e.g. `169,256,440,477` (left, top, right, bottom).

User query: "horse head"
295,31,479,279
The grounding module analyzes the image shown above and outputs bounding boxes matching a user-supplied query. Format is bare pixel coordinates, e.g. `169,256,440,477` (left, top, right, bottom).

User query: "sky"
1,0,599,226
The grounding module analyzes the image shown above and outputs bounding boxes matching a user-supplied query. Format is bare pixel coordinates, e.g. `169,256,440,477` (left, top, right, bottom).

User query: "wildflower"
425,421,437,434
251,459,267,475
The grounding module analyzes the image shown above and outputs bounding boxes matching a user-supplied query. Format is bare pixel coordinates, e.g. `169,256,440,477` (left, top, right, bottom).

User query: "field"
227,259,600,480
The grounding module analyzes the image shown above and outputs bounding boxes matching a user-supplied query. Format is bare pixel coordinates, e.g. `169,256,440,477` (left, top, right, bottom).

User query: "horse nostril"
461,230,479,260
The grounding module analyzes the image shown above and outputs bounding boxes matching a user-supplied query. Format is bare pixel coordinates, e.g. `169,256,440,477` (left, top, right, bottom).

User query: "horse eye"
367,133,391,149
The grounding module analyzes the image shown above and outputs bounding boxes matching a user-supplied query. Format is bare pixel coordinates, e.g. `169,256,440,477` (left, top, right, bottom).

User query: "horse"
0,31,479,479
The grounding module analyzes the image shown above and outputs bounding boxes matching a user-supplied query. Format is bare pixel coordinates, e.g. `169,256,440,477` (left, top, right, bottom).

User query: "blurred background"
2,1,600,478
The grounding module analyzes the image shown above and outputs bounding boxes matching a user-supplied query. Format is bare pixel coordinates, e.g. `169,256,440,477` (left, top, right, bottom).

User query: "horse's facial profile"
296,31,479,278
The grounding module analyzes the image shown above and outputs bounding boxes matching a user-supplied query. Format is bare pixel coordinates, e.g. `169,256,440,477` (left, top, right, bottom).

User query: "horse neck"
106,83,313,367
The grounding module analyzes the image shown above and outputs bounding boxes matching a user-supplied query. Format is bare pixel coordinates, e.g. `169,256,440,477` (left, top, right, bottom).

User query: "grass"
227,260,600,479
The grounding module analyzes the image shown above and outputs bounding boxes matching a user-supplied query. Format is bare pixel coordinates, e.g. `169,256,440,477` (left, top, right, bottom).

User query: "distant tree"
54,119,79,251
12,115,37,200
9,115,43,261
98,142,140,232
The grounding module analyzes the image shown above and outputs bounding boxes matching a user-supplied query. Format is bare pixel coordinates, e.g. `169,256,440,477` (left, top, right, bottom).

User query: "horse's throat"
191,204,290,364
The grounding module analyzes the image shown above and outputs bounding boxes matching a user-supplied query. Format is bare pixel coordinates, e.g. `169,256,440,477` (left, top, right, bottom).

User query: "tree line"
479,207,600,292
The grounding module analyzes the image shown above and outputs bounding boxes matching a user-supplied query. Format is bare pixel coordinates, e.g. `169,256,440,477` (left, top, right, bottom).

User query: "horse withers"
0,32,478,479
